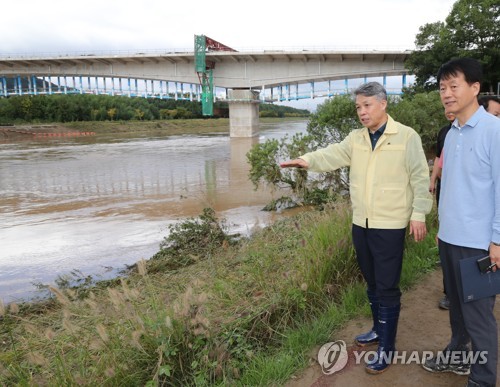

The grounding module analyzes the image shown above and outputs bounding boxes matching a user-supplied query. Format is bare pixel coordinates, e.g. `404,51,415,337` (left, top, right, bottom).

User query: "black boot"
365,304,400,374
355,291,379,346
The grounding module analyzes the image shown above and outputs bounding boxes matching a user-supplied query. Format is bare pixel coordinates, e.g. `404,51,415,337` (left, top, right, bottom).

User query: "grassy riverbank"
64,118,231,136
62,117,306,137
0,200,439,386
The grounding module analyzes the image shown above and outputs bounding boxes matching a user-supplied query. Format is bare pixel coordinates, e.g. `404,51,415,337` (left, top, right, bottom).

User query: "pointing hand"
280,159,309,169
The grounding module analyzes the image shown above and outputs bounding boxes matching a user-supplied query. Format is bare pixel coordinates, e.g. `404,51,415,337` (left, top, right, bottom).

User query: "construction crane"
194,35,236,116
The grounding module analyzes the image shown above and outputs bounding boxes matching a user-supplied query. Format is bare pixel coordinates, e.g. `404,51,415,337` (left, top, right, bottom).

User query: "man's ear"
472,82,481,97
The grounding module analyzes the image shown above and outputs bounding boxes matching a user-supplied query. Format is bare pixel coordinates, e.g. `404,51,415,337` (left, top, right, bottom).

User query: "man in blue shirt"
422,58,500,387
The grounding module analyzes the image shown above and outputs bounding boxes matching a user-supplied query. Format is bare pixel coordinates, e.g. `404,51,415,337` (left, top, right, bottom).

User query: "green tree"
306,94,357,147
173,107,192,119
107,108,117,121
406,0,499,92
90,109,100,121
159,109,170,119
134,108,145,120
247,95,356,210
388,91,446,152
259,110,278,118
405,22,456,90
20,97,33,120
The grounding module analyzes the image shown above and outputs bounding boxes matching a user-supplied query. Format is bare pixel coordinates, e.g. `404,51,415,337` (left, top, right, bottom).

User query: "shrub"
148,208,238,272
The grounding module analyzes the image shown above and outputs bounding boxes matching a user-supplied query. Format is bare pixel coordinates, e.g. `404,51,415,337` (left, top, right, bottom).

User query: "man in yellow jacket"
281,82,432,374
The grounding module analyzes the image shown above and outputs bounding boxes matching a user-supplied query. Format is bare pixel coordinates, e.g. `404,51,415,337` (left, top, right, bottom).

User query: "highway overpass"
0,49,411,136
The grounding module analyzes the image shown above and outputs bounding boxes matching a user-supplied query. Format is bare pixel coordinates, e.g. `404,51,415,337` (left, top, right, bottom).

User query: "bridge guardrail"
0,46,412,59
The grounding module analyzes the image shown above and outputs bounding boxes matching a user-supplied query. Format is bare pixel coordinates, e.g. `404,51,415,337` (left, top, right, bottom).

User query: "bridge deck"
0,50,411,88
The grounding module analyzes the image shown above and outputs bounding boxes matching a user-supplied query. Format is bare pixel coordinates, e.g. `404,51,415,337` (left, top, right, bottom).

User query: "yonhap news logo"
317,340,349,375
317,340,488,375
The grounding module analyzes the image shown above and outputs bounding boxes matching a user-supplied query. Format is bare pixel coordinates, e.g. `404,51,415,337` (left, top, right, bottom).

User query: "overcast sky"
1,0,457,54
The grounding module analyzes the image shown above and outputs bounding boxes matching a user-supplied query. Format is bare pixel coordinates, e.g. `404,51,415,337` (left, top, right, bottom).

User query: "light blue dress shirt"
438,106,500,249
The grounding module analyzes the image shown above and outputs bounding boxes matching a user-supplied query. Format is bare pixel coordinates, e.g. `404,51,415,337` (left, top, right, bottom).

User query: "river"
0,120,307,304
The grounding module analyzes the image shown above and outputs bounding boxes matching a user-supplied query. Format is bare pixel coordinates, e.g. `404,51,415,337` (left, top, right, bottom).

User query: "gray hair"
354,82,387,101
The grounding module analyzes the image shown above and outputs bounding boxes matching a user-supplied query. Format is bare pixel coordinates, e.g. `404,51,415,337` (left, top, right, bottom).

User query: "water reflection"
0,120,306,303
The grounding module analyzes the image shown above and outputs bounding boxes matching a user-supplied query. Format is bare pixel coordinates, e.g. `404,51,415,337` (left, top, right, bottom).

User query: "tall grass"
0,199,439,386
238,208,439,386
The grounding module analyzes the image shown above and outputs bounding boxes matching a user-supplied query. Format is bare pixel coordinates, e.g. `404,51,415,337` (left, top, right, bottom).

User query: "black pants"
436,179,448,297
352,224,406,306
439,239,497,385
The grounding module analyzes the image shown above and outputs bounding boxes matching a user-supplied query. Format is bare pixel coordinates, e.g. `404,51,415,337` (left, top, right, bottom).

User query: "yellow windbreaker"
300,115,432,229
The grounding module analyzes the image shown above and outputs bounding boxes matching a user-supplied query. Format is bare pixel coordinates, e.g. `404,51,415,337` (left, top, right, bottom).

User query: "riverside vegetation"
0,201,440,386
0,94,308,125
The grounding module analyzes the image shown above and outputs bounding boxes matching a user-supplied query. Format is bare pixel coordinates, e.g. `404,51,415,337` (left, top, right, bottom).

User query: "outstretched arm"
280,158,309,169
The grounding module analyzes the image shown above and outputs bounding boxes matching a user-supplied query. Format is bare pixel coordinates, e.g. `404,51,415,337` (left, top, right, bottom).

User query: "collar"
383,115,398,134
452,106,486,130
369,122,387,135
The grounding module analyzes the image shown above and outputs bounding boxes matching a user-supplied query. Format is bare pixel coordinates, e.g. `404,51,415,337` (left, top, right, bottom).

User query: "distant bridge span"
0,50,410,89
0,49,412,136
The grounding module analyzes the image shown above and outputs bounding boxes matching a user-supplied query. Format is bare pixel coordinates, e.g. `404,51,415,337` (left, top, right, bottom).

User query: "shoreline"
0,117,308,143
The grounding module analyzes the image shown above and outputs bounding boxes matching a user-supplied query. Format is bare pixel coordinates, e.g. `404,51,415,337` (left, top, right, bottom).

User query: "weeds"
0,202,439,386
148,208,239,273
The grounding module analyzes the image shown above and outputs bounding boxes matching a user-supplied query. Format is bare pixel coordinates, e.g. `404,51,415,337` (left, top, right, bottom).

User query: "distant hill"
259,103,310,117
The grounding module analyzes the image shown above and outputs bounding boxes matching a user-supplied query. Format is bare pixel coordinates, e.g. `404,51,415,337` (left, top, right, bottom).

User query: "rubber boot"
355,291,379,347
365,304,401,374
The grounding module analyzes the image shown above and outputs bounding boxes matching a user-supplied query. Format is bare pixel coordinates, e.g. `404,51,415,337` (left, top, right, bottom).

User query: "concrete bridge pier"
227,89,260,137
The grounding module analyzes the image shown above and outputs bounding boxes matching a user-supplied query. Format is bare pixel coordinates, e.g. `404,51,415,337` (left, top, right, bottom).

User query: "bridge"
0,46,411,137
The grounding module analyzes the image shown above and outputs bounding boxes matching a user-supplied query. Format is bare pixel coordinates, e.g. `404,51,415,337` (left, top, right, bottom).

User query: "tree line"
0,94,309,125
406,0,498,92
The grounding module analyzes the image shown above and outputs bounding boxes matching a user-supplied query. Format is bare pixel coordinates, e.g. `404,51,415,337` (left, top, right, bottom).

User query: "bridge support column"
227,89,260,137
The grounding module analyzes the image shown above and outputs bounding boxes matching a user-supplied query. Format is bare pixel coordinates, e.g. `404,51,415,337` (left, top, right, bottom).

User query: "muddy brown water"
0,120,307,303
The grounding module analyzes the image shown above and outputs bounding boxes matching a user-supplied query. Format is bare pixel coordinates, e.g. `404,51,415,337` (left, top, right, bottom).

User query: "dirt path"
286,269,500,386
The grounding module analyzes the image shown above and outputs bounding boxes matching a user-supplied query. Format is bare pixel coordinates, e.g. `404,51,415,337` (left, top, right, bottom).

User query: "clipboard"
459,255,500,303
